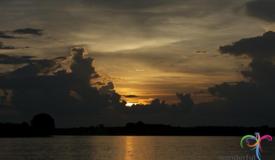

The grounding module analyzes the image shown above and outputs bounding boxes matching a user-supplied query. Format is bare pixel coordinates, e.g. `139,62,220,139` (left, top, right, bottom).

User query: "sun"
125,102,137,107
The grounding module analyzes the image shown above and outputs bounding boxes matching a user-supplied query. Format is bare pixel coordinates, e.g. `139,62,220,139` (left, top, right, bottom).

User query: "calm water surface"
0,136,274,160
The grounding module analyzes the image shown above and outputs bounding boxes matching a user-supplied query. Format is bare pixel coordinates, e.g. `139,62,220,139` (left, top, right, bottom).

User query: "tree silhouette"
31,113,55,136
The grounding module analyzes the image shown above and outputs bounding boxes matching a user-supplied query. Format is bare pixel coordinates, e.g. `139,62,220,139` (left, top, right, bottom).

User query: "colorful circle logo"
240,132,272,160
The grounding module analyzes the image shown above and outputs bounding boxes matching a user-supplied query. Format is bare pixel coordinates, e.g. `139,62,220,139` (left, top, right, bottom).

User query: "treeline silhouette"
0,113,55,137
56,122,275,136
0,114,274,137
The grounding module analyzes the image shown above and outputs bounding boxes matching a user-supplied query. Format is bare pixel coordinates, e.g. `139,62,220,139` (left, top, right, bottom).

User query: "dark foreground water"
0,136,274,160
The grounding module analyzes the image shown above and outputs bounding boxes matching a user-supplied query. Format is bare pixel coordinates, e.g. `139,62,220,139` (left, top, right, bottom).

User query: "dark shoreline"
1,121,274,137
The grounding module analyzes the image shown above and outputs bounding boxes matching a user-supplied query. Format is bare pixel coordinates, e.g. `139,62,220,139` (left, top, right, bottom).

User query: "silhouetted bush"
31,113,55,136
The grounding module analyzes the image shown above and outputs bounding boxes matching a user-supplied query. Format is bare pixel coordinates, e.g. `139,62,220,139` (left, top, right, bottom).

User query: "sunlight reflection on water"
0,136,274,160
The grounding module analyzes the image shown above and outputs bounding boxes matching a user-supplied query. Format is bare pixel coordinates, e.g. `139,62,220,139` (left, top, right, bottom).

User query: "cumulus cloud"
0,47,197,127
208,31,275,126
0,48,118,126
220,31,275,59
218,31,275,90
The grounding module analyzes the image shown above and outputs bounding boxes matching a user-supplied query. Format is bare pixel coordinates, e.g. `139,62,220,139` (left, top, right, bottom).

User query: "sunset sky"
1,0,275,127
1,0,269,103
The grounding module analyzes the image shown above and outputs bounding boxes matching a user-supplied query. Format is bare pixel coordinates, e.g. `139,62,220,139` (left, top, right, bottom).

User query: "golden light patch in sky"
106,65,243,104
125,102,137,107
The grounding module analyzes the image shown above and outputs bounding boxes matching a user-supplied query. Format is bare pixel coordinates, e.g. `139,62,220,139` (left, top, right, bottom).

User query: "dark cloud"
219,31,275,59
0,27,43,50
0,42,16,50
0,47,196,127
0,28,43,39
13,28,43,36
124,95,139,98
1,0,274,127
0,32,15,39
120,93,194,124
246,0,275,21
208,32,275,126
0,54,33,64
0,47,120,126
0,46,274,127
